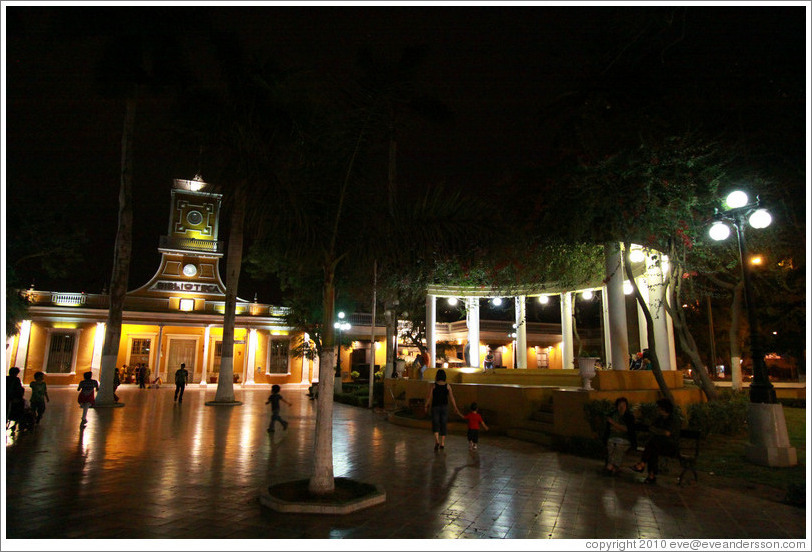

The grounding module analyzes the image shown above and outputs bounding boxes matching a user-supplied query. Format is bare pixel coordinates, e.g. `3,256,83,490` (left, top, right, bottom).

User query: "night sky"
4,3,809,308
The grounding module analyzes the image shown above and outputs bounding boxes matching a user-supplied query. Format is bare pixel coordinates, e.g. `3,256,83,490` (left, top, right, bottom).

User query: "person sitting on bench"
632,398,680,485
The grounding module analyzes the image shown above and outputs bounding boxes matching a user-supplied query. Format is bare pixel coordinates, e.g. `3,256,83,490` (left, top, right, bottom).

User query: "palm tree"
65,10,193,406
173,31,297,403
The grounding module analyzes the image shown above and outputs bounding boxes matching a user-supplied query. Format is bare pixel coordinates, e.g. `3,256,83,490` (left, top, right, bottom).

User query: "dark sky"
4,4,808,307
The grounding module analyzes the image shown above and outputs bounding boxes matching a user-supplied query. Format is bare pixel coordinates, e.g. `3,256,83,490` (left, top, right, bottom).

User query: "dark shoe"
631,463,645,473
439,445,444,449
434,443,440,451
643,476,657,485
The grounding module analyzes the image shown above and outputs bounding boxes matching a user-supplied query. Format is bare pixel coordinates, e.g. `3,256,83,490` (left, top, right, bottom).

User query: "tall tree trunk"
384,303,396,377
97,95,136,406
664,255,718,401
368,260,377,407
214,183,246,403
623,242,675,404
309,265,337,495
729,281,745,391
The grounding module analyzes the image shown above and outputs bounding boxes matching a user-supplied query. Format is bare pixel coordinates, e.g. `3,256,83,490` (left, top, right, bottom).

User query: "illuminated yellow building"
7,176,314,388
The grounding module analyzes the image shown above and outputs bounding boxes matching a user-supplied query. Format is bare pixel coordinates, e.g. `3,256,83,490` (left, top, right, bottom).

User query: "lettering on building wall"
151,281,221,293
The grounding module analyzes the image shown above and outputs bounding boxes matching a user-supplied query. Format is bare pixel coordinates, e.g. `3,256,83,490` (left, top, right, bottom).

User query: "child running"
463,402,489,450
77,371,99,428
29,371,50,424
266,384,291,432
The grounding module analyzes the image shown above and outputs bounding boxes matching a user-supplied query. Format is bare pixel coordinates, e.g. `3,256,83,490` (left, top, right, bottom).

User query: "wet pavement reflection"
4,385,806,540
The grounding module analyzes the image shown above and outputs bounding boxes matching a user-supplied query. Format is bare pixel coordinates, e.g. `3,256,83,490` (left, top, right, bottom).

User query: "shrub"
583,399,615,437
778,398,806,409
686,391,749,436
350,370,360,380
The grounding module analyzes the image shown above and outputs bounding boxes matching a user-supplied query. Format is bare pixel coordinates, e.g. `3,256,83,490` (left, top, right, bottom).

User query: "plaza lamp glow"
334,312,351,380
581,290,593,300
707,188,794,467
708,190,774,403
538,295,549,304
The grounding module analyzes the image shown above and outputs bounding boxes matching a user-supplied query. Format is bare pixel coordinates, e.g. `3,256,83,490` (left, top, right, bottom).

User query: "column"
604,242,629,370
645,252,673,370
426,294,436,369
515,296,527,369
560,292,574,370
199,324,212,385
466,297,481,368
244,329,257,385
601,285,612,367
90,322,106,380
300,332,311,384
155,324,164,379
11,320,32,378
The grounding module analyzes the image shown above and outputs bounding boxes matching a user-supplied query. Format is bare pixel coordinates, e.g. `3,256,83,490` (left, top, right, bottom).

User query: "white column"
90,322,106,380
466,297,481,368
515,296,527,369
601,285,612,367
244,329,257,385
300,332,311,384
199,324,212,385
646,252,673,370
154,324,164,379
11,320,32,377
560,292,574,370
426,294,436,369
636,277,649,351
6,335,15,372
604,243,630,370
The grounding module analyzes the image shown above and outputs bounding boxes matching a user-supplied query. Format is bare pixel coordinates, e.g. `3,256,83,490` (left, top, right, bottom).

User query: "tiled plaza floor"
3,385,808,542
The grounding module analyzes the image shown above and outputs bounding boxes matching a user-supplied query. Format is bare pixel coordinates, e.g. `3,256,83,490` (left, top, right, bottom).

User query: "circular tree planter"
204,401,243,406
260,477,386,514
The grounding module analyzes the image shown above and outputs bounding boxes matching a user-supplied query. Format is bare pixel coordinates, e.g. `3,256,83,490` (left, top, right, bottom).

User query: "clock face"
183,264,198,277
186,210,204,226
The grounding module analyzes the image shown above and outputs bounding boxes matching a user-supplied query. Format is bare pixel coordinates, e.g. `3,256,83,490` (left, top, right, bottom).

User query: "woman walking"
424,369,463,451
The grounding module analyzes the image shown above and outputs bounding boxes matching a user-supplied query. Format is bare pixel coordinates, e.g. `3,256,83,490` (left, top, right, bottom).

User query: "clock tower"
131,175,227,309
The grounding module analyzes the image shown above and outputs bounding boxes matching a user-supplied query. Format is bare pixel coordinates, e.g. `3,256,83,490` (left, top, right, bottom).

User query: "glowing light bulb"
748,209,772,229
725,190,749,209
709,222,731,241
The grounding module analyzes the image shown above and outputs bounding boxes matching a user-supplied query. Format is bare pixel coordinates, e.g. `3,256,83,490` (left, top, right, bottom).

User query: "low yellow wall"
593,370,684,390
384,378,557,430
552,387,706,439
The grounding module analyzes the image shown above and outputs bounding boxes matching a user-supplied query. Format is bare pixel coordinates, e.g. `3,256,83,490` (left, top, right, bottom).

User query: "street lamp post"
709,190,796,467
708,191,775,403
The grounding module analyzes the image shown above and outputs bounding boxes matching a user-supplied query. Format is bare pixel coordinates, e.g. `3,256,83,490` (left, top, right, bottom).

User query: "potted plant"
350,370,360,381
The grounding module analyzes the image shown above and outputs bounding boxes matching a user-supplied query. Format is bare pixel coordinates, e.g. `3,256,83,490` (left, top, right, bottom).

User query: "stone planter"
578,357,599,390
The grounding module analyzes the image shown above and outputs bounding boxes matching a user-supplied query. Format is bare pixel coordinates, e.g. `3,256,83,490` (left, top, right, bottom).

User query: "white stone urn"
578,357,600,390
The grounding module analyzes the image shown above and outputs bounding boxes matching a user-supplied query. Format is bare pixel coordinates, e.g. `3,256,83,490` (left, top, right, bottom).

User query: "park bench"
634,423,702,486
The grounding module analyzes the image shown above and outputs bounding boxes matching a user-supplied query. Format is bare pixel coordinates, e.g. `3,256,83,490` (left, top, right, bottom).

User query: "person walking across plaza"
424,368,463,451
113,367,121,403
77,371,99,428
266,384,290,432
137,364,147,389
463,402,489,451
29,371,50,424
174,363,189,403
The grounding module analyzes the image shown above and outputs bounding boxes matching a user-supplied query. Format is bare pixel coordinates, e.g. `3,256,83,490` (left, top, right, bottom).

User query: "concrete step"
517,418,555,433
506,427,554,446
538,403,554,413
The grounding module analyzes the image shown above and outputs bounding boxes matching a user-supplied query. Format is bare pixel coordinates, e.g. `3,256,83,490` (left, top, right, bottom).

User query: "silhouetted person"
113,367,121,403
6,367,26,433
77,371,99,428
138,364,147,389
29,371,50,424
174,363,189,403
424,369,463,451
632,399,680,484
266,384,290,432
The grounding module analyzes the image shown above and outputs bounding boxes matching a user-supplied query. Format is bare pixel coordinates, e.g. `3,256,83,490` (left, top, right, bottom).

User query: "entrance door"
167,339,197,382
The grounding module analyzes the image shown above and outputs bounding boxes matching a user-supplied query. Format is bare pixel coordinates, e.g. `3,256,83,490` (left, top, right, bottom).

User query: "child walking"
266,384,291,432
463,402,489,450
29,371,50,424
77,371,99,428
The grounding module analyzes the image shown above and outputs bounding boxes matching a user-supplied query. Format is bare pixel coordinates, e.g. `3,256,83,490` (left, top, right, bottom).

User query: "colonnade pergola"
424,243,678,372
